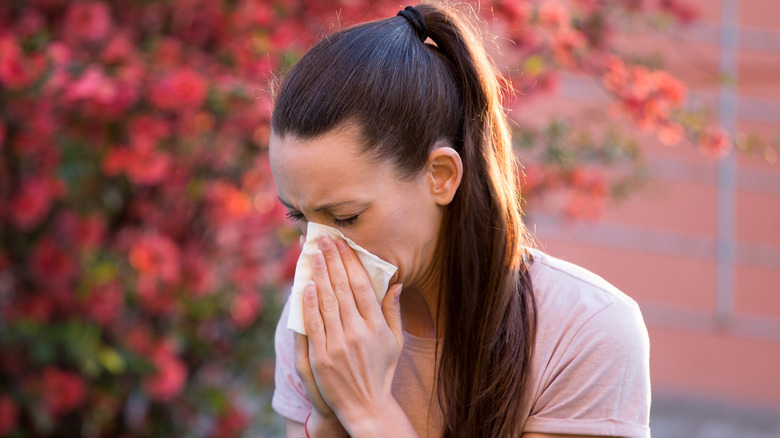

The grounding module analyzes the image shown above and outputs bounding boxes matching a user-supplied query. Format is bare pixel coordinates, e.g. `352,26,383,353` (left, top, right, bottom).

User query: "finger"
381,284,405,347
334,237,382,320
302,281,326,350
318,235,359,321
311,250,344,343
293,332,311,376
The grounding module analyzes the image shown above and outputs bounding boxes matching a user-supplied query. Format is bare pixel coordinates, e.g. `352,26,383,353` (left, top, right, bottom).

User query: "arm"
285,419,305,438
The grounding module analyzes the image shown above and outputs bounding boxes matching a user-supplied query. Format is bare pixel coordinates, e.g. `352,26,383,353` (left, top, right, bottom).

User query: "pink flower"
63,1,112,43
41,367,85,416
231,287,261,329
144,343,187,402
0,394,18,437
539,0,570,29
65,65,117,105
149,68,209,111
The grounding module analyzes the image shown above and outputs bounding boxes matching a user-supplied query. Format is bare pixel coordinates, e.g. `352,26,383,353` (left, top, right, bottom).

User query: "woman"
270,3,650,437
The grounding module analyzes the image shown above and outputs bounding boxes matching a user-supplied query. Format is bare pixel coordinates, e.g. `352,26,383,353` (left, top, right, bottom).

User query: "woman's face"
269,124,444,288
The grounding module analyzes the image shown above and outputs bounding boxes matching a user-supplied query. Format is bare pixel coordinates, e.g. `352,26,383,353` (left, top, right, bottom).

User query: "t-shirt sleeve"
524,300,651,438
272,298,312,423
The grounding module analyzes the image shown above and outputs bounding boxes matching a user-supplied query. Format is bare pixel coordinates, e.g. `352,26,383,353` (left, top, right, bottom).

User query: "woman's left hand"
302,233,405,432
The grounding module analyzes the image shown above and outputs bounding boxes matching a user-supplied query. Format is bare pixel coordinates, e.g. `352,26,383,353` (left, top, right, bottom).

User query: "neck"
399,272,441,339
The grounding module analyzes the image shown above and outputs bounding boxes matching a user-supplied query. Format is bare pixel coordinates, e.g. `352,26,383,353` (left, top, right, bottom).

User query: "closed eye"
285,211,306,222
333,215,359,227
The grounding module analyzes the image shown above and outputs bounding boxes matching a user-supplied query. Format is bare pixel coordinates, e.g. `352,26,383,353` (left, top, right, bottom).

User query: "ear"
427,146,463,206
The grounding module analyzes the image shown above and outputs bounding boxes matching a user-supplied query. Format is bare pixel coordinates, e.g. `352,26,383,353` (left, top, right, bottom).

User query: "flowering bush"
0,0,754,436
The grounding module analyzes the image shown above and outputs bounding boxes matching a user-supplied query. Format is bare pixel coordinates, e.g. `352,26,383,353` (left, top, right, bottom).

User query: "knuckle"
321,295,338,312
308,318,323,333
332,278,350,294
353,281,372,296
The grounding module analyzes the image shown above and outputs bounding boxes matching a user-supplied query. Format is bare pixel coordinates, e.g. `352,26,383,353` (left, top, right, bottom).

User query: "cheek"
360,195,440,266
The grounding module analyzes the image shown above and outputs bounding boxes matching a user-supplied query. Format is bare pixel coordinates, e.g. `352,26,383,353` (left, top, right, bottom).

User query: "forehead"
269,126,392,208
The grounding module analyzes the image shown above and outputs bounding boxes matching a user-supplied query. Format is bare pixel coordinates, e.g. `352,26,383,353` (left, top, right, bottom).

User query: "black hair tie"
397,6,428,42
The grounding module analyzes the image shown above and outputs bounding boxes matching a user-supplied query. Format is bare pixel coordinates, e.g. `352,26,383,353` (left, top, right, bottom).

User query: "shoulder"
522,248,651,437
527,247,645,339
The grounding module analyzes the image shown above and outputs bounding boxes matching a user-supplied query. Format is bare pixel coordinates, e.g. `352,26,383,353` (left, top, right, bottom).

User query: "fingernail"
305,281,317,299
394,284,403,302
318,234,332,249
313,250,325,267
335,237,348,252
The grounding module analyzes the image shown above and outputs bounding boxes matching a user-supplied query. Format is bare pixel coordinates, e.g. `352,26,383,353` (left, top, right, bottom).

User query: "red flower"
41,367,86,416
699,127,731,158
136,277,176,316
207,181,252,224
0,121,6,150
86,282,123,327
149,68,209,111
31,238,76,286
0,36,36,89
125,149,173,186
0,394,18,437
128,233,181,283
63,1,112,43
5,293,56,323
144,342,187,402
9,177,65,230
103,146,173,186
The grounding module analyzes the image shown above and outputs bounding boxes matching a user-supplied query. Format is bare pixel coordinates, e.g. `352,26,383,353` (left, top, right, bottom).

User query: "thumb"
382,283,404,345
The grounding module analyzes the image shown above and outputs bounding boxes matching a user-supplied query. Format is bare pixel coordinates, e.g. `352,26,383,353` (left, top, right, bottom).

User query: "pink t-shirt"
272,248,651,437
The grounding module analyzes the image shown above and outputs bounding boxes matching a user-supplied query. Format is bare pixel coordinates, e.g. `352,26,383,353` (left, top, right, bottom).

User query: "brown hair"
271,3,536,436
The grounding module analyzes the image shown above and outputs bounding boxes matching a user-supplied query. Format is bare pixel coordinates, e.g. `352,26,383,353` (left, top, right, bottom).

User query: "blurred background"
0,0,777,437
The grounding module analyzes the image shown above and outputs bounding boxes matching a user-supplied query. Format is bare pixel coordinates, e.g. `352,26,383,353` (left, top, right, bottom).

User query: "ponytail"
418,4,537,436
272,3,536,436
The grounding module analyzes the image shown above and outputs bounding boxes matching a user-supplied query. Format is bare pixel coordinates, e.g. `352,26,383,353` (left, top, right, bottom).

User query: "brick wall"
521,0,780,410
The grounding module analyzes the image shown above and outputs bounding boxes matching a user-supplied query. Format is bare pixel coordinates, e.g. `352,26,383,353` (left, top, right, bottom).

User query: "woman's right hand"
294,332,349,437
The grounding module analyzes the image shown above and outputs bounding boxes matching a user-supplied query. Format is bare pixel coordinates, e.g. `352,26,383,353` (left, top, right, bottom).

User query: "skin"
270,124,615,438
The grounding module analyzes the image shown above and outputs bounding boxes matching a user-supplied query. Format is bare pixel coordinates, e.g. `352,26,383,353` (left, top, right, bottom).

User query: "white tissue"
287,222,398,335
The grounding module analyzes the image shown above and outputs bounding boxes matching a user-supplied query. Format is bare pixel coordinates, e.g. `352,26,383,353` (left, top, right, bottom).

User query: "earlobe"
427,146,463,206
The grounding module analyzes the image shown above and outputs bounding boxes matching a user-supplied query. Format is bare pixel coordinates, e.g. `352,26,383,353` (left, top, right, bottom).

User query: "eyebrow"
277,197,361,212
